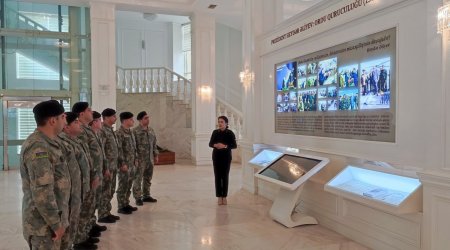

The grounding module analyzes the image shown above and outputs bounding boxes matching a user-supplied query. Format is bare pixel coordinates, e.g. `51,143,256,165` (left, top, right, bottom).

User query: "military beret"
137,111,147,121
33,100,65,120
93,111,101,120
65,112,78,125
120,112,133,121
101,108,116,117
72,102,89,114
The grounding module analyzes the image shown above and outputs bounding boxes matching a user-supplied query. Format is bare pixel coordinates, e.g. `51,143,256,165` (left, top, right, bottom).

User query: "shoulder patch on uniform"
34,151,49,159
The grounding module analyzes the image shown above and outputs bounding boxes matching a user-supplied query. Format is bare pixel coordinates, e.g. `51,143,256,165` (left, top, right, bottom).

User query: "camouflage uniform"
20,130,71,250
98,124,119,218
116,126,137,209
133,125,159,199
74,124,102,244
93,130,107,217
57,133,82,250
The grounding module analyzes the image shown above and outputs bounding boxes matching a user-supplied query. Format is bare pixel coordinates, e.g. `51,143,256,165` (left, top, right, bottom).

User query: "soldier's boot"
118,207,132,214
126,204,138,211
108,214,120,220
92,224,107,232
136,199,143,206
98,216,116,223
73,241,98,250
86,237,100,244
88,230,101,238
142,196,157,202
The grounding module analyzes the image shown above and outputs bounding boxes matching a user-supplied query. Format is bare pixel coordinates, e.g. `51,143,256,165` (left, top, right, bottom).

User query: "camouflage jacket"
133,125,159,164
58,132,91,199
100,124,119,170
93,129,107,172
78,124,102,179
116,126,137,167
56,134,81,218
20,130,71,238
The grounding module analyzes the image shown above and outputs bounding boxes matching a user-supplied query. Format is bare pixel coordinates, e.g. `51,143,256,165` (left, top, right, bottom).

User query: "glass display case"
325,166,422,214
248,149,283,168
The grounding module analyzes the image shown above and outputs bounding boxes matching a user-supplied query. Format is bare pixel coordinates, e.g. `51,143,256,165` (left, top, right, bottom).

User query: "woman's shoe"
223,197,227,205
218,197,223,205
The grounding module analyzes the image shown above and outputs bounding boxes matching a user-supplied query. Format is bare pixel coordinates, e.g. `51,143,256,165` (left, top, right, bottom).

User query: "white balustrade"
116,66,192,105
216,97,243,139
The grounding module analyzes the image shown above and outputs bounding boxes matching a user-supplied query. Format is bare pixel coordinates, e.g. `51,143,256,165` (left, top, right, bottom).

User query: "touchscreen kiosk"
255,153,329,228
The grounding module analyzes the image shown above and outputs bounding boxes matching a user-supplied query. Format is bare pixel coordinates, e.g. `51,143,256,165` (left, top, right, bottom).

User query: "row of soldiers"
20,100,159,250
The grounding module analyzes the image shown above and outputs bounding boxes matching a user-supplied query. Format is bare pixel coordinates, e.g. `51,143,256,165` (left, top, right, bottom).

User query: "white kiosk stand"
253,152,329,228
270,185,317,227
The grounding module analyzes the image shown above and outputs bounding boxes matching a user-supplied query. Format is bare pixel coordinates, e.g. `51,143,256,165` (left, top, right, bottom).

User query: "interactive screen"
275,28,396,143
259,155,321,184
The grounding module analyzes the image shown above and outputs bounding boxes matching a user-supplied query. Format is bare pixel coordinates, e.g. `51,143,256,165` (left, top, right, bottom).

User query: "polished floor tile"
0,161,369,250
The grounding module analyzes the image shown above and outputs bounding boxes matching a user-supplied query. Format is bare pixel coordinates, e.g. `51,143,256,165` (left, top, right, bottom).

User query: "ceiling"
115,0,326,31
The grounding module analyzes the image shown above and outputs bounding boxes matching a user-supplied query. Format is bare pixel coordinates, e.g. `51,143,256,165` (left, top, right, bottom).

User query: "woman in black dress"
209,116,237,205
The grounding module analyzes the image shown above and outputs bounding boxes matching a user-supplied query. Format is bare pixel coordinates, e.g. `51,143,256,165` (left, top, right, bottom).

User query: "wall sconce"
239,68,254,88
438,4,450,34
199,85,212,102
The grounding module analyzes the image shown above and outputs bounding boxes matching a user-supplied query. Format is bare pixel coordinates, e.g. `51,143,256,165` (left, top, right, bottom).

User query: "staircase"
116,66,243,161
116,66,191,105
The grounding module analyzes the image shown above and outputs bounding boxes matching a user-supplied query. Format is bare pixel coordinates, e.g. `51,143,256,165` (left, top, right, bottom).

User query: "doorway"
1,97,50,170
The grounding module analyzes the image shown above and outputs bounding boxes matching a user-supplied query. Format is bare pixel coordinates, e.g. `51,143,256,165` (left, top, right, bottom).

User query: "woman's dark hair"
218,115,229,129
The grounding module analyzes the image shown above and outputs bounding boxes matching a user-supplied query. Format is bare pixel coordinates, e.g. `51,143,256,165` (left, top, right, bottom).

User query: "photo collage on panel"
276,57,391,113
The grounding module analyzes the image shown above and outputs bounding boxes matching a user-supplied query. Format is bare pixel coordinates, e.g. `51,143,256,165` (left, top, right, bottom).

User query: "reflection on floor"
0,161,369,250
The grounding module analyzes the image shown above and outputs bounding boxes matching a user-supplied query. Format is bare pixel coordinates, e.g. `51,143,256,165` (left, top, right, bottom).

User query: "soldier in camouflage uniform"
72,102,105,247
90,111,117,224
58,112,83,250
116,112,138,214
20,100,69,250
98,108,121,222
133,111,159,205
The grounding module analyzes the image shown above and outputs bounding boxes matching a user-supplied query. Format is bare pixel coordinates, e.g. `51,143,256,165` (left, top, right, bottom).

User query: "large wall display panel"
275,28,396,142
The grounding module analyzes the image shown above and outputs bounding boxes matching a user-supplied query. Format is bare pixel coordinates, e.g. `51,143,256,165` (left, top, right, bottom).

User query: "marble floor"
0,161,370,250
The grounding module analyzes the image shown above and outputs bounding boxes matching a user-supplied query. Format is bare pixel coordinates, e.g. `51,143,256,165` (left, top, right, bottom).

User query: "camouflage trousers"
117,165,135,209
132,163,144,199
98,168,117,218
91,175,103,227
74,188,96,244
142,161,155,198
60,200,81,249
28,235,61,250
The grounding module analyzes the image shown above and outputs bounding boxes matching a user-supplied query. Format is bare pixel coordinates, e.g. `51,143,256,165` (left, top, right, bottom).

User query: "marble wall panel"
116,91,192,159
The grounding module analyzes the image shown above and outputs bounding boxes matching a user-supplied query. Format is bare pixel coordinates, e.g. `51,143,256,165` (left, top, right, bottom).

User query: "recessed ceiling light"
208,4,217,9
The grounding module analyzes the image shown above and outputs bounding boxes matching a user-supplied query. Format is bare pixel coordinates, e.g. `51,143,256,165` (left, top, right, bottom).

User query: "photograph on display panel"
274,27,396,142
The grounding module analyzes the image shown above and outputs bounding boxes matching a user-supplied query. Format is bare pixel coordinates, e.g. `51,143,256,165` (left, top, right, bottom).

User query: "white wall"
216,23,243,111
246,0,444,249
115,11,171,69
259,0,440,170
172,22,185,76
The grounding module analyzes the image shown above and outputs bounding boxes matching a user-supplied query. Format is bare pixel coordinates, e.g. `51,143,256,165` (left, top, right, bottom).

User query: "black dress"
208,128,237,197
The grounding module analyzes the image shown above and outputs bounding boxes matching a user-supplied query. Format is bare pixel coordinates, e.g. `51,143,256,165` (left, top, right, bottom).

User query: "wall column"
241,0,277,192
419,0,450,249
89,2,116,111
190,13,216,165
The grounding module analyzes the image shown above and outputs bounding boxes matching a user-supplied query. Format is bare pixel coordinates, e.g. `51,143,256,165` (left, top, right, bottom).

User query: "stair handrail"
216,97,243,140
116,66,192,104
216,96,243,118
5,5,51,32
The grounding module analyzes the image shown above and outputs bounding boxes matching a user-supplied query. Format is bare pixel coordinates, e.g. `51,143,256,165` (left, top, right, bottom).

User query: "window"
18,11,69,32
16,52,68,81
182,23,191,80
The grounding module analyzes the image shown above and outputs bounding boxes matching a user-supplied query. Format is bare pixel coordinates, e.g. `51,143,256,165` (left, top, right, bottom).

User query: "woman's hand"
214,143,227,149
